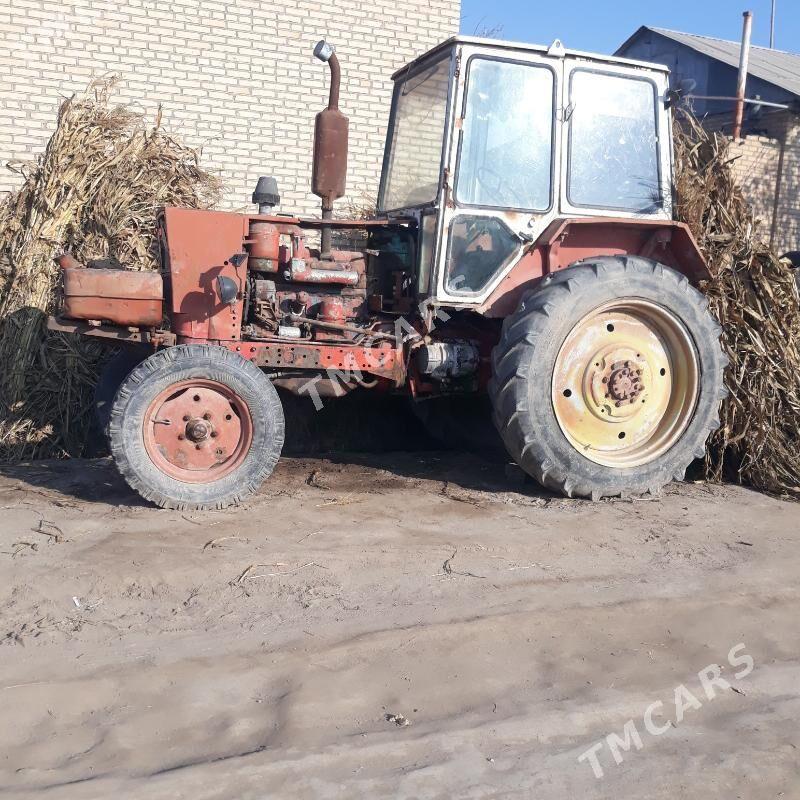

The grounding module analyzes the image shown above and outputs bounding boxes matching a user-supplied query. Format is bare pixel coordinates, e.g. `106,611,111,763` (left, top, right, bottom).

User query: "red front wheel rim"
143,380,253,483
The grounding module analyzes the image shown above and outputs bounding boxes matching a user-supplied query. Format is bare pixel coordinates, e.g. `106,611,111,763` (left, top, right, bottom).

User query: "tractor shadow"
277,391,558,500
0,392,558,507
0,455,150,507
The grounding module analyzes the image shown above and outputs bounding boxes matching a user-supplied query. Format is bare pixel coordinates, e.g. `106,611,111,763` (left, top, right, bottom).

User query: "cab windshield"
381,56,451,211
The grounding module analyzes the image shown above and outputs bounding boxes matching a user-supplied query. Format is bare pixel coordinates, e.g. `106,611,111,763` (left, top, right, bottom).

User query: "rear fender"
478,217,709,318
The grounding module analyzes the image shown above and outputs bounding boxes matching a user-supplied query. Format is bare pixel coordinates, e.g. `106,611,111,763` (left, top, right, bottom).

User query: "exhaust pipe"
312,40,349,259
733,11,753,141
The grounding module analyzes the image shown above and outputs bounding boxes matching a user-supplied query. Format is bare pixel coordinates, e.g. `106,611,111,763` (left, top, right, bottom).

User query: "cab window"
382,57,451,211
456,58,554,211
568,70,662,212
445,215,519,295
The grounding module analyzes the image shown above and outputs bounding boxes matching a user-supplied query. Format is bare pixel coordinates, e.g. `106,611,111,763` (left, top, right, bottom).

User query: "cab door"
433,45,564,305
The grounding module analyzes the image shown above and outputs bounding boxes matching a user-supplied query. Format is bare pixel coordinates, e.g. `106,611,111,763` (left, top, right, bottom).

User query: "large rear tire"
108,344,284,510
488,256,727,499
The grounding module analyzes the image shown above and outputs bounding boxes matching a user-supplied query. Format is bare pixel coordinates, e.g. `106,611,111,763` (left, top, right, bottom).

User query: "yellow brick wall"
772,117,800,255
707,110,800,255
0,0,461,216
728,134,782,244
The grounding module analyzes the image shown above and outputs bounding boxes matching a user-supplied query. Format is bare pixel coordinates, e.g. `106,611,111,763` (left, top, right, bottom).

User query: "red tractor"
50,36,726,509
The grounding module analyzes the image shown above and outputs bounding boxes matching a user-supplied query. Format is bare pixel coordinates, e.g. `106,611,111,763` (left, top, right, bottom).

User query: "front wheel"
108,344,285,509
489,256,727,499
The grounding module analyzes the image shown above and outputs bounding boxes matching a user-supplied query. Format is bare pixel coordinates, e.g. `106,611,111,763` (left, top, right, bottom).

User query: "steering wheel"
476,165,527,207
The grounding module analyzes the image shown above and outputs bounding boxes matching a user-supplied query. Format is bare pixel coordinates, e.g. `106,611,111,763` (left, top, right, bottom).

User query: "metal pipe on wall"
733,11,753,141
770,0,776,48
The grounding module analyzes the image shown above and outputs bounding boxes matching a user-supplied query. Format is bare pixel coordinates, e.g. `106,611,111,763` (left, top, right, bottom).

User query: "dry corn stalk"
0,78,220,460
674,112,800,496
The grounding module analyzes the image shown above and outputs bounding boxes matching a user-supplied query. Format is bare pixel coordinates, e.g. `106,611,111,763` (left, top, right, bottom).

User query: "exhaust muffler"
312,40,349,259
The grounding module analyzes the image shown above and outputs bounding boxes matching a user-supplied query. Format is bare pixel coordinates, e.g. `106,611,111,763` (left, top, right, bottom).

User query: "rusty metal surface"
318,296,346,324
311,46,348,209
143,379,253,483
247,221,281,263
312,108,349,207
221,340,405,385
47,316,176,347
160,207,248,342
312,45,349,259
61,267,163,327
250,215,407,228
48,317,139,342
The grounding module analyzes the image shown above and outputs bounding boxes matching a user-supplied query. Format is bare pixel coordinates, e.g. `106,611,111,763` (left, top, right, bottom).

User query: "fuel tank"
61,264,164,327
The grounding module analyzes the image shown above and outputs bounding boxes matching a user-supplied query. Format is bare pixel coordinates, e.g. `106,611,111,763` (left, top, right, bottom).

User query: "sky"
459,0,800,55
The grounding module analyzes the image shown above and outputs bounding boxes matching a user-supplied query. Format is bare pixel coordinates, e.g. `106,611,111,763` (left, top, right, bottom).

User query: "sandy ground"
0,451,798,799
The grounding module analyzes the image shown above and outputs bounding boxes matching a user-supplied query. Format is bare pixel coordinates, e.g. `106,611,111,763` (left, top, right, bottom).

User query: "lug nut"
195,443,202,450
203,413,211,420
183,415,190,422
177,433,185,440
211,431,218,438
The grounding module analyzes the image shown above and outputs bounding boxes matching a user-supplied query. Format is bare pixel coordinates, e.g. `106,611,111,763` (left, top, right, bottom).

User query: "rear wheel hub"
552,299,700,468
607,363,644,404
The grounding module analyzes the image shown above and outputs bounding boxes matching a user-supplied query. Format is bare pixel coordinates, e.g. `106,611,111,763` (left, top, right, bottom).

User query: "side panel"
161,207,248,342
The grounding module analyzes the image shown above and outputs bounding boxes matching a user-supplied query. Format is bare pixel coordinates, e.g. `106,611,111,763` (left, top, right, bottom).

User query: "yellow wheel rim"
552,299,699,468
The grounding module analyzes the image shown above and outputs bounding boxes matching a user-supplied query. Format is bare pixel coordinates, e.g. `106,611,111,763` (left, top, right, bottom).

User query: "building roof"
393,35,669,80
619,26,800,98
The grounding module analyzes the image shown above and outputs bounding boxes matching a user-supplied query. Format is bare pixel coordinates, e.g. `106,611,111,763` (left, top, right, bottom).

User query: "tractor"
49,36,727,509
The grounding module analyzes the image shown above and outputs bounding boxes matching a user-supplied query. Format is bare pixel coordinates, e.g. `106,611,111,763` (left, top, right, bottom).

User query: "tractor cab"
378,37,674,308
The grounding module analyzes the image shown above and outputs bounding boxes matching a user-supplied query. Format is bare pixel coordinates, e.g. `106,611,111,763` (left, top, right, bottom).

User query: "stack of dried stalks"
674,112,800,496
0,78,220,460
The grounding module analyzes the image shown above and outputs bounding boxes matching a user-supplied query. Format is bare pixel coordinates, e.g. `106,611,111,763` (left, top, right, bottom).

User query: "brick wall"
706,110,800,255
727,133,783,245
771,117,800,255
0,0,461,216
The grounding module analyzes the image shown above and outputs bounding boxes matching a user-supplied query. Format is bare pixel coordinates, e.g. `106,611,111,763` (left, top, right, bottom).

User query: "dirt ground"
0,450,798,799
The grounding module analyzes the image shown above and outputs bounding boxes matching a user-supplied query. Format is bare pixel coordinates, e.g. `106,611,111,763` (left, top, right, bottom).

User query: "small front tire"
108,344,284,510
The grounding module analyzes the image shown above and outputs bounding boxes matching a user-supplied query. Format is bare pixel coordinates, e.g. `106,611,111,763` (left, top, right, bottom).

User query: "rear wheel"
488,256,727,499
109,344,284,509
